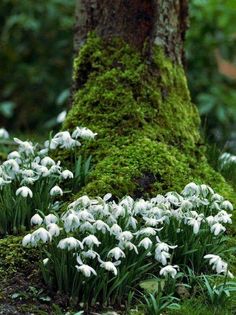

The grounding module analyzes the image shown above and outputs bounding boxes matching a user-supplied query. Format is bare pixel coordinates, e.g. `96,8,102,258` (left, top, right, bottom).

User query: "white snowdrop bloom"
93,220,110,234
8,151,21,163
155,249,170,265
0,128,9,139
80,222,95,233
47,223,60,237
63,212,80,232
138,237,153,250
31,228,52,244
180,200,193,211
58,237,83,251
0,177,11,187
210,223,226,236
211,193,224,202
135,227,158,236
72,126,97,140
110,224,122,236
128,216,137,229
44,138,59,150
31,214,43,226
221,200,233,211
82,235,101,247
160,265,179,278
165,193,181,206
14,138,34,156
182,182,200,197
118,231,133,242
81,250,99,260
41,156,55,167
151,194,166,205
200,184,214,197
204,254,228,274
120,196,134,209
215,210,232,224
122,241,138,254
100,261,118,276
76,264,97,277
71,195,91,209
43,258,49,265
50,185,63,196
56,110,67,123
108,247,125,260
143,217,161,227
48,162,62,175
16,186,33,198
206,215,216,225
210,201,221,211
3,159,20,178
186,217,202,235
77,209,94,222
53,131,80,149
103,193,112,202
22,233,32,247
112,204,126,218
134,199,148,213
38,148,49,156
61,170,74,180
44,214,58,225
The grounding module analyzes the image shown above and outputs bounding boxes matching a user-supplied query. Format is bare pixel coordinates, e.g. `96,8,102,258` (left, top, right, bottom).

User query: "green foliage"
187,0,236,149
0,0,74,129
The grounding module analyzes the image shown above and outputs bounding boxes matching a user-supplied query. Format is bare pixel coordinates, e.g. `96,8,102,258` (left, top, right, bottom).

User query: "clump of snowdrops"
23,183,234,308
0,127,96,234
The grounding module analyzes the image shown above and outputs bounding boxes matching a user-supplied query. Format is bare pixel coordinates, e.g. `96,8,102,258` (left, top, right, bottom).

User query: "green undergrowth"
63,33,235,209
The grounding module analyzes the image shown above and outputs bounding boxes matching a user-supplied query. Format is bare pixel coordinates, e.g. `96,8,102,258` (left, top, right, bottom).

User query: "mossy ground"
64,33,236,208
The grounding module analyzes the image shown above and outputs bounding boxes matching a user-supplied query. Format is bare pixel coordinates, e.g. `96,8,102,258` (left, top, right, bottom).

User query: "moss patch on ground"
63,33,235,206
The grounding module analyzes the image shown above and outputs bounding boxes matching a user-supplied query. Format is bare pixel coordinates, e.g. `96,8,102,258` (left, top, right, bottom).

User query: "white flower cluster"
23,183,234,279
0,128,9,139
219,152,236,169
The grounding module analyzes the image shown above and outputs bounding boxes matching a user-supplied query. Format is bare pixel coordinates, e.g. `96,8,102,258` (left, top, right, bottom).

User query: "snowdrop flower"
3,159,20,178
81,250,99,260
160,265,179,278
41,156,55,167
50,185,63,196
31,214,43,226
58,237,83,251
120,196,134,209
43,258,49,265
155,249,171,265
100,261,118,276
108,247,125,260
61,170,74,179
118,231,133,242
138,237,153,250
22,233,32,247
44,214,58,225
82,235,101,247
62,212,80,232
76,264,97,277
182,182,200,197
215,210,232,224
210,223,226,236
127,216,137,229
186,217,203,234
56,110,67,123
200,184,214,197
72,127,97,140
204,254,228,274
14,138,34,156
16,186,33,198
0,128,9,139
211,193,224,202
70,195,91,209
80,222,95,233
221,200,233,211
121,241,138,254
135,227,158,236
8,151,21,163
53,131,80,149
180,200,193,211
47,223,60,237
110,224,122,236
143,217,161,227
77,210,94,222
134,199,148,214
206,215,216,225
31,228,52,244
44,138,59,150
0,177,11,187
93,220,110,234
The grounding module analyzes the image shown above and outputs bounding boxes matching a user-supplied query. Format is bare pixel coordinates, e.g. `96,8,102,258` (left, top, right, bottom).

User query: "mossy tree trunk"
64,0,234,200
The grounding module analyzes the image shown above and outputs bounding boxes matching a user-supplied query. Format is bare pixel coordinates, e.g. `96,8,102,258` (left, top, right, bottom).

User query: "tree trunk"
64,0,234,200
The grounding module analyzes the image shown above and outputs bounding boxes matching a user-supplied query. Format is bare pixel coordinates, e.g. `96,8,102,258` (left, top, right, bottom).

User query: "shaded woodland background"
0,0,236,152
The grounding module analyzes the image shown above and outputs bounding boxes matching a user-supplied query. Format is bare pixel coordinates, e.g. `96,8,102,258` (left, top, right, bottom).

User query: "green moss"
64,33,235,204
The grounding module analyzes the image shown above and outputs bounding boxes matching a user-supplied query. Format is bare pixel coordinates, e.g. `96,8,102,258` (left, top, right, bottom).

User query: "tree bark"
64,0,234,200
